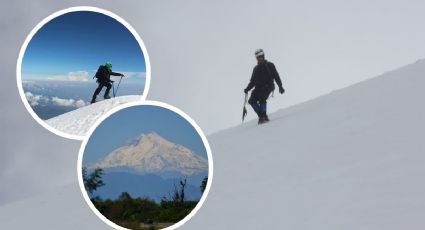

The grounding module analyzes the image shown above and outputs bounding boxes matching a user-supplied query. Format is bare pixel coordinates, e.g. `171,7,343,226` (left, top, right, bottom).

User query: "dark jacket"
245,60,283,92
95,65,122,83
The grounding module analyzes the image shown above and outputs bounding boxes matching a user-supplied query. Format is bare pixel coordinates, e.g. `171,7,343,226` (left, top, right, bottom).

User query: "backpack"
264,61,276,92
93,65,108,81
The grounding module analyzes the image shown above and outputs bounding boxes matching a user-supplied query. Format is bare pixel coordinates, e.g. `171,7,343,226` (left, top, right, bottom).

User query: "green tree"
83,167,105,195
118,192,132,201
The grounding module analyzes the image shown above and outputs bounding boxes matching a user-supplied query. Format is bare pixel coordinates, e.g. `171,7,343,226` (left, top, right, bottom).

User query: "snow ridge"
46,95,141,136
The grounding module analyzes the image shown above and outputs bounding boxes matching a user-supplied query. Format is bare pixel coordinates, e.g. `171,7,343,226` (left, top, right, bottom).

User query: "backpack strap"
264,61,275,97
264,60,272,75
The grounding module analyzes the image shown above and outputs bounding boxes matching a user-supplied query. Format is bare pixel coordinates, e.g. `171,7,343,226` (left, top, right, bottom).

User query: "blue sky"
22,11,146,82
83,105,208,165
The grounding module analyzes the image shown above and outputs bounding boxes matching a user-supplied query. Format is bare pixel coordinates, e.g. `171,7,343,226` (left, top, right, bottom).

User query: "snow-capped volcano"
87,132,208,176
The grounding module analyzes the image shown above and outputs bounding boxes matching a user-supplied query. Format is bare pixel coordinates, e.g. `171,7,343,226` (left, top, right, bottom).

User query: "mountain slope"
46,95,141,136
0,184,106,229
88,132,208,176
184,59,425,229
1,60,425,229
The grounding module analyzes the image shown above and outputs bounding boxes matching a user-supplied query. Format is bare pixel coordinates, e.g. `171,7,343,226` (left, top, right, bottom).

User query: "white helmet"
255,49,264,57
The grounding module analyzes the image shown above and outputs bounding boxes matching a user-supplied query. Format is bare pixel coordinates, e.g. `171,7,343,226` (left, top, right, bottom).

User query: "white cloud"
51,97,87,108
51,97,75,107
120,72,146,79
24,92,87,108
45,71,144,82
75,99,86,108
47,71,90,81
46,75,66,81
68,71,89,81
24,92,49,106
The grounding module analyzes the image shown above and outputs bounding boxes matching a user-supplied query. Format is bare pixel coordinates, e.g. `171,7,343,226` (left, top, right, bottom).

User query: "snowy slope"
1,60,425,229
184,59,425,229
0,184,106,229
46,95,141,136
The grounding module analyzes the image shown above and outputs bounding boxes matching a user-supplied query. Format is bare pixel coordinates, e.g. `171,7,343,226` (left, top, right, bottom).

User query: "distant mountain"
87,132,208,176
93,171,203,202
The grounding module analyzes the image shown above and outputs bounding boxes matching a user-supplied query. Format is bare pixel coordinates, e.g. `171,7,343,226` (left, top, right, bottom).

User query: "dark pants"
92,81,112,99
248,87,271,118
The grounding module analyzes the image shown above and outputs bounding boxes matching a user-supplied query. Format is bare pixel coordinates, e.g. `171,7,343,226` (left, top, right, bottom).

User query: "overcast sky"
1,0,425,205
121,0,425,134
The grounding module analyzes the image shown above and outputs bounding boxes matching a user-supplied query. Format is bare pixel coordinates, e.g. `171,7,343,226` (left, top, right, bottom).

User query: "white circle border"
16,6,152,141
77,100,214,230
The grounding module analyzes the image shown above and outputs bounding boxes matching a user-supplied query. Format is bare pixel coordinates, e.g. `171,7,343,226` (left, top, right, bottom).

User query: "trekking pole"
115,76,123,97
112,81,116,97
242,93,248,122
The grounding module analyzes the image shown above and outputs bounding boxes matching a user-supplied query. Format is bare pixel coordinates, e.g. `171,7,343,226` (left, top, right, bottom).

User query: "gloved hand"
244,88,249,94
279,87,285,94
120,73,124,77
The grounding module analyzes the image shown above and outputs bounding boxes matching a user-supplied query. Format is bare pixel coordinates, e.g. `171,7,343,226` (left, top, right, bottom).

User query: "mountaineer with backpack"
244,49,285,124
91,61,124,104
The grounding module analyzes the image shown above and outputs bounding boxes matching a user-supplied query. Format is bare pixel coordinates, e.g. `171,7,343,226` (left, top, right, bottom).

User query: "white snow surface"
186,60,425,230
1,60,425,229
46,95,141,136
0,184,106,229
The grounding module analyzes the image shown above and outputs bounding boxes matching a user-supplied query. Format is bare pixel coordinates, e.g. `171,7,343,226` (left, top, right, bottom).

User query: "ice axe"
112,75,124,98
242,93,248,122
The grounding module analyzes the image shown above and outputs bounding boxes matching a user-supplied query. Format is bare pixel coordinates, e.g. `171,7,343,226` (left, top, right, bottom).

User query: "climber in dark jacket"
244,49,285,124
91,61,124,104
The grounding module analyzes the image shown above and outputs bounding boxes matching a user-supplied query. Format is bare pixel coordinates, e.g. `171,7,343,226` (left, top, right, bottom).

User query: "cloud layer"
24,71,145,82
121,71,146,79
25,91,86,108
51,97,86,108
47,71,89,81
24,92,49,106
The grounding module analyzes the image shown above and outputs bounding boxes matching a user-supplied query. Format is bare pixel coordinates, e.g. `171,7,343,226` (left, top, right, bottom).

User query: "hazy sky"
22,11,146,83
83,105,207,165
129,0,425,134
2,0,425,206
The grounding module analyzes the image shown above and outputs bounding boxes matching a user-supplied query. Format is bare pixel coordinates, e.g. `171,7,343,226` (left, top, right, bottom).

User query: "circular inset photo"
78,101,213,230
17,7,150,140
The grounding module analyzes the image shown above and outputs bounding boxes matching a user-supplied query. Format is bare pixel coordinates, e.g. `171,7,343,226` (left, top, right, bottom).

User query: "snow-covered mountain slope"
184,60,425,229
87,132,208,176
46,95,141,136
0,184,106,229
1,59,425,229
